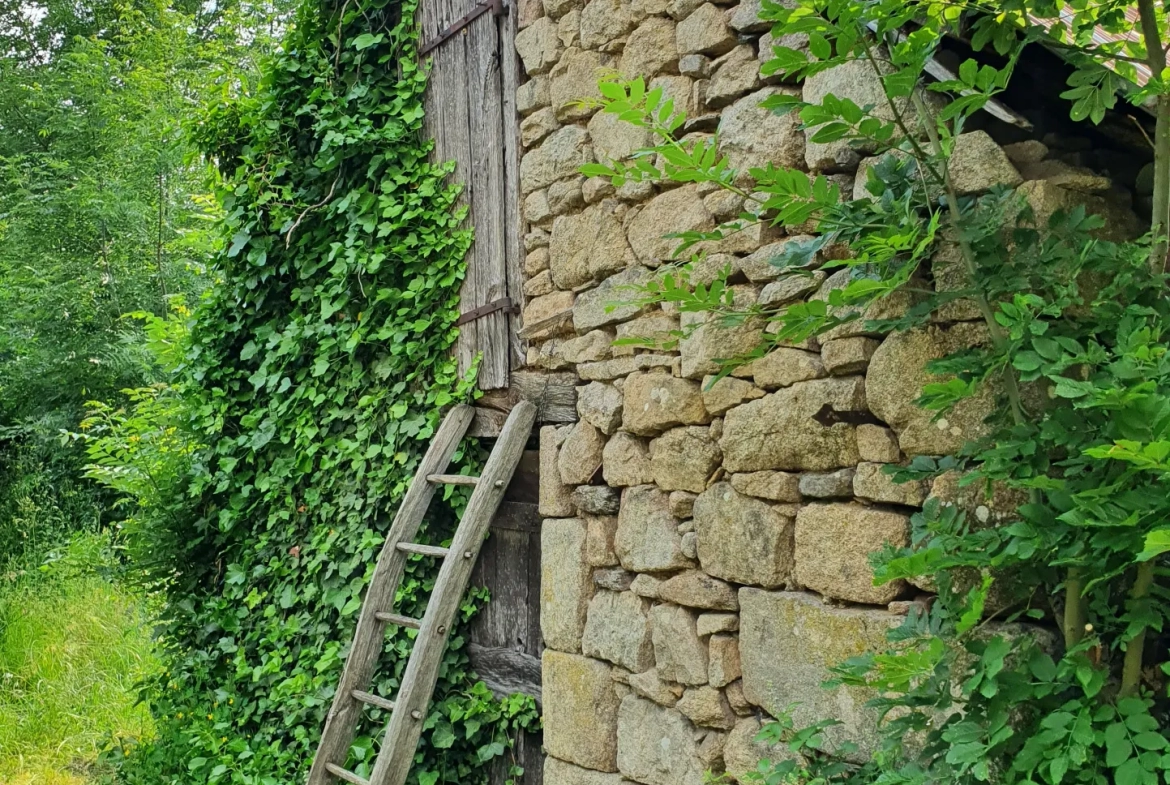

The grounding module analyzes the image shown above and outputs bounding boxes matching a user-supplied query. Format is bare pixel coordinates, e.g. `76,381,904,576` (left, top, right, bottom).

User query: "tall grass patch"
0,533,159,782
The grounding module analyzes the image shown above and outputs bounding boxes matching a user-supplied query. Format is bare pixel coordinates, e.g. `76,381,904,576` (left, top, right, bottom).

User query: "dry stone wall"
512,1,1144,782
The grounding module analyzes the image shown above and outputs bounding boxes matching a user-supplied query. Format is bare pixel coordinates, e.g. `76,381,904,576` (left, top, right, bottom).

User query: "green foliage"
586,0,1170,783
0,0,290,565
69,308,205,583
731,709,865,785
0,0,231,423
79,0,538,783
0,423,103,567
0,532,160,784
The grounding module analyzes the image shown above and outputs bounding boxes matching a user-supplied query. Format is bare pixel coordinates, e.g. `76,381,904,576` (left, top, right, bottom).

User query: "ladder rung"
352,689,395,712
325,763,369,785
375,611,421,629
426,473,479,486
396,542,450,558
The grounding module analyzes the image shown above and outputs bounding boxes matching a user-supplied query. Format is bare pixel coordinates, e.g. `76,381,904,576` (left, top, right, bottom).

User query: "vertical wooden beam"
421,0,479,386
470,459,544,785
500,0,526,372
465,12,510,389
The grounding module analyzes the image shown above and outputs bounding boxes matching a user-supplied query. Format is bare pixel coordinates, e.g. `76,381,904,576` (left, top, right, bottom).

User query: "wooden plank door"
420,6,541,783
469,444,543,785
420,0,525,391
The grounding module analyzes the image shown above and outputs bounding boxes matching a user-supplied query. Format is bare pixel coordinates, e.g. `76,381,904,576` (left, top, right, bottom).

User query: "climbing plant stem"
1120,560,1157,696
1137,0,1170,272
913,90,1095,648
910,92,1026,427
1063,569,1087,651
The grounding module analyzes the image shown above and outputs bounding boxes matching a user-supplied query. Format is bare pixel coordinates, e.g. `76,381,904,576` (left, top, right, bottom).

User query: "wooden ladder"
307,400,537,785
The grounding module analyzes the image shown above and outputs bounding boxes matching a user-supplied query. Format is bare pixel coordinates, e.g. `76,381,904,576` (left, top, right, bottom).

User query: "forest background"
0,0,287,780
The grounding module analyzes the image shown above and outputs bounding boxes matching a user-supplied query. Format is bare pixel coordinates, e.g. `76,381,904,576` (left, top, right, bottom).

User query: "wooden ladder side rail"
306,404,477,785
366,400,537,785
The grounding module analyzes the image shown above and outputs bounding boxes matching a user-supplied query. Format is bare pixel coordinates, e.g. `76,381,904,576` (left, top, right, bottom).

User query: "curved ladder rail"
307,401,537,785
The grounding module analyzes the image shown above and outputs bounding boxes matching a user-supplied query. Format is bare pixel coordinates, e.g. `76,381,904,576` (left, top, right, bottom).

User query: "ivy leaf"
228,231,250,257
477,741,505,762
353,33,383,50
431,721,456,749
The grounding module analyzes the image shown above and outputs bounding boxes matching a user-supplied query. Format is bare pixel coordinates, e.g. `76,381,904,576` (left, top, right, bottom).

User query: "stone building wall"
510,2,1145,783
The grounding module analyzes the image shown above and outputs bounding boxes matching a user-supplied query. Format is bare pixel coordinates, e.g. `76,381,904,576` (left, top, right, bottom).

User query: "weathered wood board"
421,0,523,390
469,370,580,436
420,3,541,782
470,450,544,785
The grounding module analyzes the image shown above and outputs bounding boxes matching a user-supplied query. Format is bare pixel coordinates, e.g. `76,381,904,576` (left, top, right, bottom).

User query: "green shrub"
0,423,104,568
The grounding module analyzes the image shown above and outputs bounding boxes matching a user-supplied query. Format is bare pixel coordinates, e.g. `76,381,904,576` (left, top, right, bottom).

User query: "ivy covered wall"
113,0,538,782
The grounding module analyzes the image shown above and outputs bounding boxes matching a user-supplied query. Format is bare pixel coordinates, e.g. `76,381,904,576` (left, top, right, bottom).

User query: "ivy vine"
101,0,539,782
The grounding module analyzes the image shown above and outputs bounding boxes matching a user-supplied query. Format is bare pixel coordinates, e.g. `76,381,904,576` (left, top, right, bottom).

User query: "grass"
0,533,159,784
